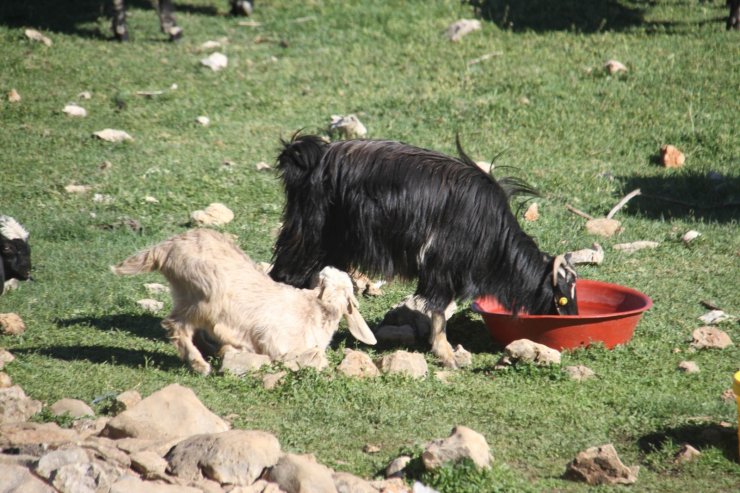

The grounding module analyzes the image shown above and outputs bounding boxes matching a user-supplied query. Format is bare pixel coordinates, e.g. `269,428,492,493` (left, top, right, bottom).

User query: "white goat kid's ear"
344,294,377,346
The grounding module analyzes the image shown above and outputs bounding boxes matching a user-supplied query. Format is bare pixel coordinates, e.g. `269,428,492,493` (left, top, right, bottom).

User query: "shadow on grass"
12,344,183,371
55,314,167,341
0,0,222,40
638,422,739,463
617,172,740,223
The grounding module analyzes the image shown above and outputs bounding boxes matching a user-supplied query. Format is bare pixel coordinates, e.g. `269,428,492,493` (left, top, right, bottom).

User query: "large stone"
129,450,169,480
0,385,42,424
0,463,55,493
690,327,733,349
495,339,561,368
102,384,229,441
0,422,80,448
50,398,95,419
337,349,380,378
166,430,281,486
422,426,491,470
377,351,428,379
221,351,272,376
267,453,338,493
0,313,26,335
35,447,90,479
585,218,621,238
229,480,288,493
386,456,412,479
110,474,202,493
564,443,638,485
112,390,142,415
50,461,113,493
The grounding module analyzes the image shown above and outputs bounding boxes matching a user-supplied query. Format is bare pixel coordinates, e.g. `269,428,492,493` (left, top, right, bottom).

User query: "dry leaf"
93,129,133,142
200,52,228,71
24,29,52,46
63,104,87,117
524,203,540,222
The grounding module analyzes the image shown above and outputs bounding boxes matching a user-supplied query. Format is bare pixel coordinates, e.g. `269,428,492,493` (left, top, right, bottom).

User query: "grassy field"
1,0,739,491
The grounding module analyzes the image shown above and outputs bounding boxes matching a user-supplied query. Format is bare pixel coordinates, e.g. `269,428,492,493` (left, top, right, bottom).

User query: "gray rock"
422,426,492,470
495,339,561,368
35,446,90,479
102,384,229,441
166,430,281,486
0,385,42,424
221,351,272,376
50,461,112,493
50,398,95,418
337,349,380,378
564,443,639,485
333,471,376,493
386,455,412,478
110,474,202,493
0,463,55,493
267,453,338,493
378,351,428,379
113,390,142,414
129,450,169,480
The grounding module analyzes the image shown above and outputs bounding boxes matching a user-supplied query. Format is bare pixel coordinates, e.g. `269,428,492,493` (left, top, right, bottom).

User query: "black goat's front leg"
157,0,183,41
729,0,740,30
231,0,254,16
111,0,129,41
430,310,457,368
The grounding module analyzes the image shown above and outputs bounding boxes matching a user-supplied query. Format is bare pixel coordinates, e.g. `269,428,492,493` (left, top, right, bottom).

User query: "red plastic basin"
471,279,652,350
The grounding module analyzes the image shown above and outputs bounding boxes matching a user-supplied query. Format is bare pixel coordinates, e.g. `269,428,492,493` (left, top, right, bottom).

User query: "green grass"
1,1,739,491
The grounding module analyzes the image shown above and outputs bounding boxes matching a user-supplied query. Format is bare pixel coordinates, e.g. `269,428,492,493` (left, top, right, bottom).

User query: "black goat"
0,216,31,295
729,0,740,29
270,134,578,368
111,0,254,42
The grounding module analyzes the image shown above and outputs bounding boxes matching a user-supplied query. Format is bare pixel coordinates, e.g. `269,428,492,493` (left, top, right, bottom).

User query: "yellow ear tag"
558,297,569,306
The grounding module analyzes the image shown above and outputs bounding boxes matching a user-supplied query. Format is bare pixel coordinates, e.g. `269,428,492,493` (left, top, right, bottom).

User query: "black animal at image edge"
269,134,578,368
0,215,32,295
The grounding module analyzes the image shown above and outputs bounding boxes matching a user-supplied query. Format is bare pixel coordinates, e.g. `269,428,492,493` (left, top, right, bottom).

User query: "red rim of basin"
471,279,653,350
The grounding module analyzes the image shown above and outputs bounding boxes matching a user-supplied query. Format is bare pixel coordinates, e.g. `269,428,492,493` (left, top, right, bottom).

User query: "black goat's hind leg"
231,0,254,16
157,0,183,41
430,311,457,369
111,0,129,41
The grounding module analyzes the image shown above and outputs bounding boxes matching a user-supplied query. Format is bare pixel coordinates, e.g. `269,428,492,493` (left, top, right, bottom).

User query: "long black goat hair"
270,133,577,367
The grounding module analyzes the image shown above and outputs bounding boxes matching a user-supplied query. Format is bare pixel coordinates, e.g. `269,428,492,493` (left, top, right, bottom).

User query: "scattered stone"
0,312,26,335
144,196,159,204
200,52,228,71
78,91,92,100
3,278,20,292
523,202,539,222
221,351,272,376
0,348,16,370
452,345,472,368
62,104,87,117
674,443,701,464
35,446,90,479
698,310,729,325
0,463,55,492
268,453,338,493
8,88,21,103
136,299,164,313
495,339,561,368
677,361,700,373
65,184,92,194
604,59,627,74
0,385,41,424
144,283,169,295
378,351,428,378
93,129,133,142
660,144,685,168
25,28,53,46
329,114,367,139
434,370,453,384
337,349,380,379
363,443,381,454
262,371,287,390
446,19,482,42
196,116,210,126
564,365,595,381
50,398,95,418
255,161,272,171
0,372,12,388
568,243,604,265
165,430,281,486
102,384,230,441
386,456,412,479
93,193,115,204
690,327,732,349
422,426,491,470
564,443,638,485
612,240,659,254
585,218,621,237
682,230,701,244
282,347,329,372
190,202,234,226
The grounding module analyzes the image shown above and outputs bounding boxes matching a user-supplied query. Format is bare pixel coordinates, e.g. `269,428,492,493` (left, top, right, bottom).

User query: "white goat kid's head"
318,267,377,345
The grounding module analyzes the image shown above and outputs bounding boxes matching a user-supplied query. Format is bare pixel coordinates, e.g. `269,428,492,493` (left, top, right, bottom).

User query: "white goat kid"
111,229,376,375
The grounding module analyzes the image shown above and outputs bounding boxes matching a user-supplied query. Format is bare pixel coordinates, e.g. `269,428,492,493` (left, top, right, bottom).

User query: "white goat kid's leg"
161,318,211,375
429,311,457,369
